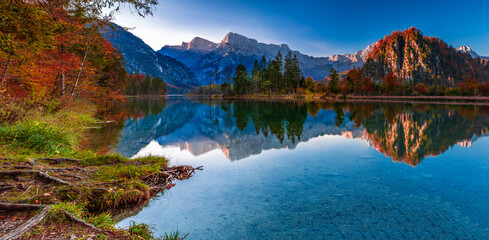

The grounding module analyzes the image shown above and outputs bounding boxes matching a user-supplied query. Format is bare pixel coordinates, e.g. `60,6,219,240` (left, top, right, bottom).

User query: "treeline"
326,68,489,97
0,0,156,104
192,51,306,95
124,73,167,95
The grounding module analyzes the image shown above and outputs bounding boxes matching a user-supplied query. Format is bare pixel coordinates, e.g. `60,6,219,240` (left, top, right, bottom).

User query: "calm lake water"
90,97,489,239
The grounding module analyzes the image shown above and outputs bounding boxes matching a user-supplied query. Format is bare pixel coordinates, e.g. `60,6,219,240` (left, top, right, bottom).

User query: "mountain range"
103,24,489,89
158,32,376,85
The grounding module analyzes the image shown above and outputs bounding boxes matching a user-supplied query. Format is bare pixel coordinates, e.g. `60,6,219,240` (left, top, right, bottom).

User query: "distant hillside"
159,33,374,85
103,24,199,91
364,27,489,85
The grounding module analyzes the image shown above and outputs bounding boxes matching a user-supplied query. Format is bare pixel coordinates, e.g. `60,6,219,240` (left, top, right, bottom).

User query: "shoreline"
0,102,198,239
185,94,489,105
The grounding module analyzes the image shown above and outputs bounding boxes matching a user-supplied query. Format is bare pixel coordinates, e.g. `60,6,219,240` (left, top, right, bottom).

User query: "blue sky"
111,0,489,57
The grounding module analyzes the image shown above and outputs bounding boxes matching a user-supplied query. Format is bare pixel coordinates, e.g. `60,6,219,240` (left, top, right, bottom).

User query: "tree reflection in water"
88,98,489,166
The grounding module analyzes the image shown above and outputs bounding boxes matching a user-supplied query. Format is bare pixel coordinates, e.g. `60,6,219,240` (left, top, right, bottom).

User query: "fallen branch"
60,209,102,232
0,202,46,211
1,206,51,240
38,172,72,186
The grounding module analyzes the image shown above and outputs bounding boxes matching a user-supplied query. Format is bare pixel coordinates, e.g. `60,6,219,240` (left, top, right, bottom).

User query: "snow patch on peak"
457,45,480,58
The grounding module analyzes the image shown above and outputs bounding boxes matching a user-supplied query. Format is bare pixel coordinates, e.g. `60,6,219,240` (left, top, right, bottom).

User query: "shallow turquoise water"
97,98,489,239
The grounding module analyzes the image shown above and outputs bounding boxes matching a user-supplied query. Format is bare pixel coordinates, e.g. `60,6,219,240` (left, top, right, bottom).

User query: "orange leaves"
0,1,127,103
383,72,400,95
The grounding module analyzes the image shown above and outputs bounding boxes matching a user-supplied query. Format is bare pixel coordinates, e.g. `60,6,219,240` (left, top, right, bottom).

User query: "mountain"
103,24,200,91
457,46,489,60
158,32,374,85
364,27,489,85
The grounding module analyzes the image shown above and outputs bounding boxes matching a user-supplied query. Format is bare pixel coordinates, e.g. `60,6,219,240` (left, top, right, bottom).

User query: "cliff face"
364,27,489,85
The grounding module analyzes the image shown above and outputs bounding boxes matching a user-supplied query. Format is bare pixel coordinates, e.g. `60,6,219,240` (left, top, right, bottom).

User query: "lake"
89,97,489,239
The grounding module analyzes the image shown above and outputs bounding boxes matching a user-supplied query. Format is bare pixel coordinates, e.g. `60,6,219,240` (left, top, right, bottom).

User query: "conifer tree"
233,64,249,95
328,68,340,94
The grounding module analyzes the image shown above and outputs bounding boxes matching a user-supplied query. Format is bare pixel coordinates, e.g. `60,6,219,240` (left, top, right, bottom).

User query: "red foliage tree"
383,72,400,95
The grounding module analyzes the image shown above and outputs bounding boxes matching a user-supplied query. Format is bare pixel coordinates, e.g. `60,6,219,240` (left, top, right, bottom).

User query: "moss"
88,181,151,212
81,154,128,166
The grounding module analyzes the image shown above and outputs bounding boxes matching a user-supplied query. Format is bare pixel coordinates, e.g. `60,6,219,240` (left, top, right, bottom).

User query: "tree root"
60,209,103,232
0,184,16,191
35,158,81,164
0,170,39,176
37,172,72,186
0,206,50,240
0,202,46,211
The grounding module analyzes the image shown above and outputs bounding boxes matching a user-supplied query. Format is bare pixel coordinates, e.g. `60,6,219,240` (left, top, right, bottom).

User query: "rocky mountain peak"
219,32,259,48
457,45,480,58
457,45,473,52
185,37,217,53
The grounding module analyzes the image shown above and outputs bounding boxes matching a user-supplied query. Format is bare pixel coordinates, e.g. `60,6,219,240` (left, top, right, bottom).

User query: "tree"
233,64,249,95
305,77,316,92
252,60,260,94
0,0,157,101
283,52,293,91
383,72,400,95
458,78,478,96
328,68,340,95
291,55,303,93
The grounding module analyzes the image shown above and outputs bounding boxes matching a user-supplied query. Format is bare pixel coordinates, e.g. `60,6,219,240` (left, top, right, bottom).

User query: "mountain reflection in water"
89,98,489,166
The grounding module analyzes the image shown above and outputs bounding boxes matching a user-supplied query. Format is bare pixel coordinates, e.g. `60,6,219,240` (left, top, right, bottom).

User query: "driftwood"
0,206,51,240
37,172,72,186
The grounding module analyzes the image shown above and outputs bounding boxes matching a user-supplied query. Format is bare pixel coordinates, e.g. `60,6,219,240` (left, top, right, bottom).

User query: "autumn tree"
383,72,400,95
0,0,157,102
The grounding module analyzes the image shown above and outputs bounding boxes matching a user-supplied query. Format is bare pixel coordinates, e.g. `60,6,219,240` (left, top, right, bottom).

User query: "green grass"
0,100,181,239
0,121,75,154
127,222,189,240
0,101,97,157
163,230,190,240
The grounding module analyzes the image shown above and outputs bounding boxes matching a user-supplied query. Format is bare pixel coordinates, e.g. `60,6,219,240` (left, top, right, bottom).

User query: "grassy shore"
0,101,194,240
